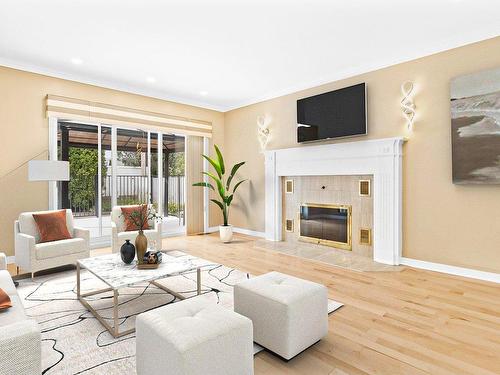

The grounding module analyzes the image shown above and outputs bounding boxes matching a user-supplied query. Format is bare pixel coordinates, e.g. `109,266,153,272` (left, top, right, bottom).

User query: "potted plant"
193,145,246,243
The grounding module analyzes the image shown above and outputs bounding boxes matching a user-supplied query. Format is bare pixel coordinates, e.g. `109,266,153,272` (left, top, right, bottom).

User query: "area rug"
17,251,343,374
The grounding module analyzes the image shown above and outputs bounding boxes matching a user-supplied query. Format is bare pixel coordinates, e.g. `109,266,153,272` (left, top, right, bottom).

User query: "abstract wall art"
451,67,500,184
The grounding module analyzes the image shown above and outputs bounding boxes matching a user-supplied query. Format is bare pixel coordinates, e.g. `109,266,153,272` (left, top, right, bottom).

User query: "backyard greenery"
68,147,185,216
68,148,106,212
117,150,141,167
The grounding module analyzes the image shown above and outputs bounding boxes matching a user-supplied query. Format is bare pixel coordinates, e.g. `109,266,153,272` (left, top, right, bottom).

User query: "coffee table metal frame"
76,260,201,338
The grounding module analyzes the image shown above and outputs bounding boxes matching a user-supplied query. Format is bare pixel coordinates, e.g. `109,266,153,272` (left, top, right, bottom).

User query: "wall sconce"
401,81,416,131
257,115,271,152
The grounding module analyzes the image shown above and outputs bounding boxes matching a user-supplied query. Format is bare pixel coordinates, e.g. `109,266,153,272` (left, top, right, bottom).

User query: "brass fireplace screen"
299,203,352,250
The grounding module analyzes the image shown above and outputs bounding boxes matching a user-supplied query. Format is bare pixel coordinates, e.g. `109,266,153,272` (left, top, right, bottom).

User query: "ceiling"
1,0,499,112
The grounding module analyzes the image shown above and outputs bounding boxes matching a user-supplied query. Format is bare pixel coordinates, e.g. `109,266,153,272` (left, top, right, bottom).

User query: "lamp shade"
28,160,70,181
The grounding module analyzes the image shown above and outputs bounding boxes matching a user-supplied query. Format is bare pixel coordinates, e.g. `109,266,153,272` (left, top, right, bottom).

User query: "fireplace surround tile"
283,175,373,258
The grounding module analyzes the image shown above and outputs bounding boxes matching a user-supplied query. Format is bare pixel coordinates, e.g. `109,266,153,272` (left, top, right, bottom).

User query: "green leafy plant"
167,202,184,216
68,148,106,211
193,145,246,226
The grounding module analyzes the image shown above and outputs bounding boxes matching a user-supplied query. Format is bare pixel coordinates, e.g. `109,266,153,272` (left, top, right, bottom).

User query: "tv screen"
297,83,366,142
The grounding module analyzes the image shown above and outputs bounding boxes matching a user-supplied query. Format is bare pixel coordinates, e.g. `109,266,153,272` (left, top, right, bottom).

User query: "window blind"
46,95,212,138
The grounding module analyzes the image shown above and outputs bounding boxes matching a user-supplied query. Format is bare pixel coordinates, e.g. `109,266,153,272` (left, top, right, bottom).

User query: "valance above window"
46,95,212,137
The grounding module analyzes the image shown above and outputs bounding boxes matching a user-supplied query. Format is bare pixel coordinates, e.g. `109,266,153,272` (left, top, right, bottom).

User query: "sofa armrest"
154,220,162,232
15,232,36,272
73,227,90,248
0,253,6,271
0,320,42,374
111,222,119,253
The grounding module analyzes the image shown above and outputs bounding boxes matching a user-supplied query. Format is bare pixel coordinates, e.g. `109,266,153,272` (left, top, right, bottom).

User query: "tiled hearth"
253,239,402,272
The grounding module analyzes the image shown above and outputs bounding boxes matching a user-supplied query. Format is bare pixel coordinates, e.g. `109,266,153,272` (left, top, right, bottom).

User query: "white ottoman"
234,271,328,360
136,298,254,375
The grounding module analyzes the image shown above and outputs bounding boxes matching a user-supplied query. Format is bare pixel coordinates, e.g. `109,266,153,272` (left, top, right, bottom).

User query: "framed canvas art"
451,67,500,184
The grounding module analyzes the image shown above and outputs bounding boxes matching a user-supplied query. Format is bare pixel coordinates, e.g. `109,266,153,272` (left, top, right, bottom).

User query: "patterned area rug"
17,251,343,374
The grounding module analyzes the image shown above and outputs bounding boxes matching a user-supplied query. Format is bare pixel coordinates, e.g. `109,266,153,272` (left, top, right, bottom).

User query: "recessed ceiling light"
146,77,156,83
71,57,83,65
200,91,208,96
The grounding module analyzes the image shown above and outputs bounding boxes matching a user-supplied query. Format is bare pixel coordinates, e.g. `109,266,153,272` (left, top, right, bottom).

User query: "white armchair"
111,205,162,254
15,209,90,278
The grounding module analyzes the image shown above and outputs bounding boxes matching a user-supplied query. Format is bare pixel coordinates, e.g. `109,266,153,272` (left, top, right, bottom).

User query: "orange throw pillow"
32,210,72,243
121,205,150,231
0,288,12,310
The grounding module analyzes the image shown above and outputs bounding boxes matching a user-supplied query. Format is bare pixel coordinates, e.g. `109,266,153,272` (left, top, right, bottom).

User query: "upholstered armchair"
110,205,162,254
14,209,90,278
0,252,42,374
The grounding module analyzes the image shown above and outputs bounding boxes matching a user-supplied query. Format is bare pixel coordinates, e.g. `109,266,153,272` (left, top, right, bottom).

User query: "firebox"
299,203,352,250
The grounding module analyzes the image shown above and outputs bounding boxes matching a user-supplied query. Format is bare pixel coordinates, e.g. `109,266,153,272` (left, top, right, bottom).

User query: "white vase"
219,225,233,243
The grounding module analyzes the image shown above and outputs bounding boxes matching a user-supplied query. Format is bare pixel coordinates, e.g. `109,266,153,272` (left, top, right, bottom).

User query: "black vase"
120,240,136,264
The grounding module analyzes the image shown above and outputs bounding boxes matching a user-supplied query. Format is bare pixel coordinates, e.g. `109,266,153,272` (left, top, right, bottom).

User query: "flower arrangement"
122,204,161,232
120,204,162,264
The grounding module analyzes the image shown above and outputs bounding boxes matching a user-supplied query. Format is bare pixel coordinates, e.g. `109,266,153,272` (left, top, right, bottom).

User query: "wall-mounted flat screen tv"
297,83,367,143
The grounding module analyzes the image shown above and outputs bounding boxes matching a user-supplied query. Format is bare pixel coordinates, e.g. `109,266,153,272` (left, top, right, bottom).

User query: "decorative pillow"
121,205,150,231
0,288,12,311
32,210,72,243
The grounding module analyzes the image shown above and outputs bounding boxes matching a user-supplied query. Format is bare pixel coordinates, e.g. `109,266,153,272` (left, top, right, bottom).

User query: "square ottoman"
234,271,328,360
136,298,254,375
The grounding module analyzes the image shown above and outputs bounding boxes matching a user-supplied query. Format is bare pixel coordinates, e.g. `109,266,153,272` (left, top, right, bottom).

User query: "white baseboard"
207,226,266,238
90,239,111,250
233,227,266,238
400,257,500,284
162,230,187,238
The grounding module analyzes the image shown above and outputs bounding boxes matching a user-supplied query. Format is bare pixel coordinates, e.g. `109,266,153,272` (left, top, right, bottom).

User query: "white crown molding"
400,257,500,284
2,30,499,113
0,57,226,112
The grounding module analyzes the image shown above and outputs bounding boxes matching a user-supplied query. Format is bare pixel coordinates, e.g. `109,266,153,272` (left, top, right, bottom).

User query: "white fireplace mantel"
264,137,406,265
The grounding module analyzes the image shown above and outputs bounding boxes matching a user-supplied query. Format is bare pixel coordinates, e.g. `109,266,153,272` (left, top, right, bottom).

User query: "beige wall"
224,36,500,274
2,36,500,272
0,66,224,256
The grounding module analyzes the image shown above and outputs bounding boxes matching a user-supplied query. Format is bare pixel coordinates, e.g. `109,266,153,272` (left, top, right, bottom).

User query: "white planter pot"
219,225,233,243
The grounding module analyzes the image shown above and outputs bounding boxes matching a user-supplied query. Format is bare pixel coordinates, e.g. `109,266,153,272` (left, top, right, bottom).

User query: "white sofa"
111,205,161,254
136,297,254,375
15,209,90,278
0,252,42,375
234,271,328,360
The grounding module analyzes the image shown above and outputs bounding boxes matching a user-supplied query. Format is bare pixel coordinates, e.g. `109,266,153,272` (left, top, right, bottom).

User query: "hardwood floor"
9,233,500,374
163,233,500,375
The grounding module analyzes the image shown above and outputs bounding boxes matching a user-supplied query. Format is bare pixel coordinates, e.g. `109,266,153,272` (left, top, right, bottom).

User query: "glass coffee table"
77,253,201,338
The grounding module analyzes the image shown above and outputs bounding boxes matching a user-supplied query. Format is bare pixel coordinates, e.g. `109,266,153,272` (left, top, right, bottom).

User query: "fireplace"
265,137,405,265
299,203,352,250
